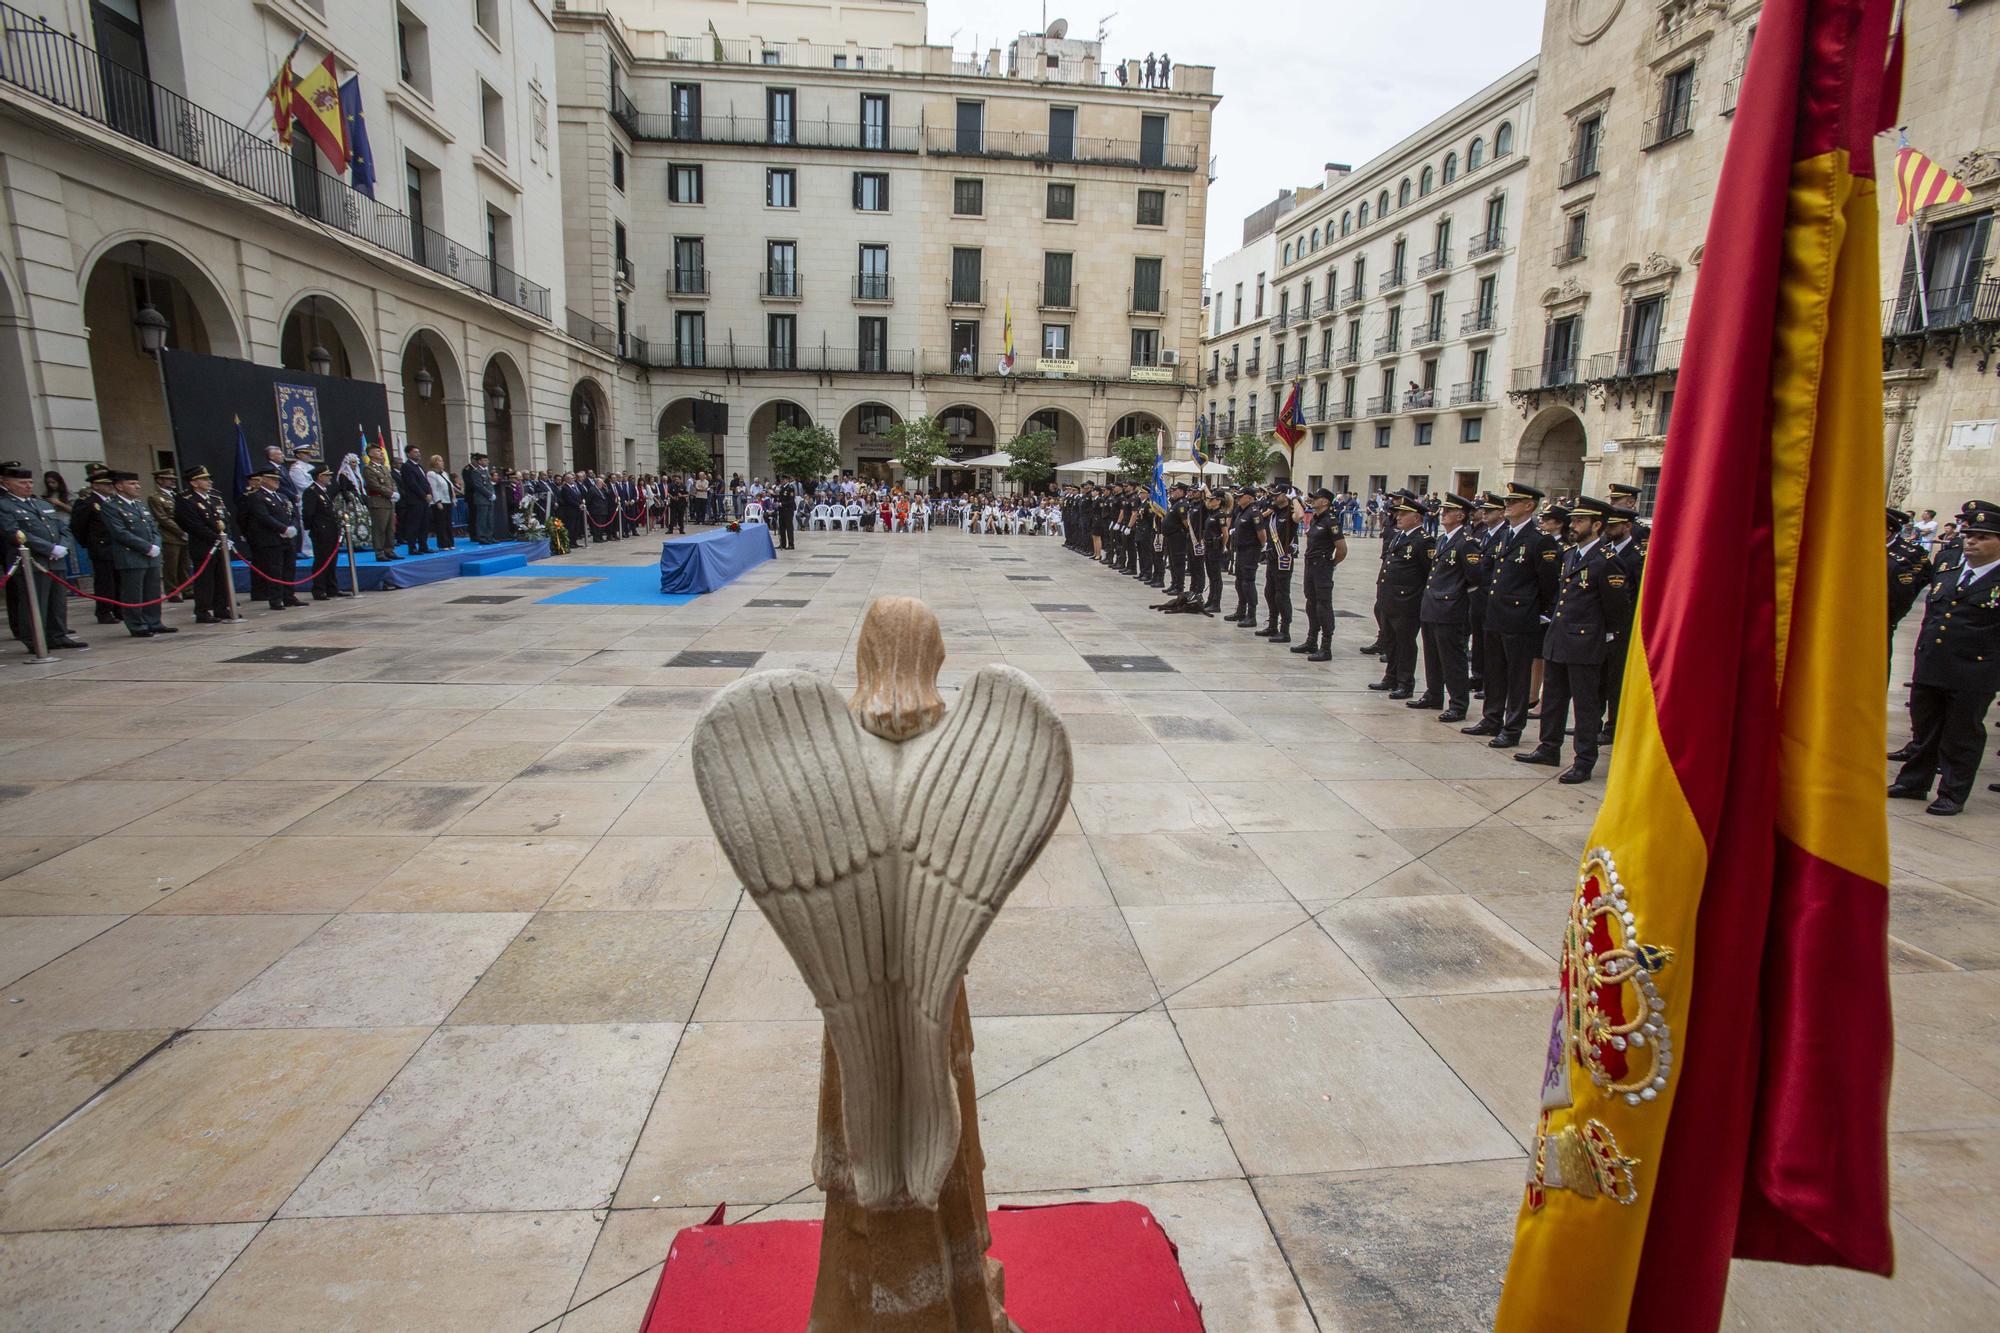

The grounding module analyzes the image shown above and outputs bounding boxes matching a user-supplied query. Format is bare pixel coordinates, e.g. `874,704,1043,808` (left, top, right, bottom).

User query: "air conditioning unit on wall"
1159,349,1180,365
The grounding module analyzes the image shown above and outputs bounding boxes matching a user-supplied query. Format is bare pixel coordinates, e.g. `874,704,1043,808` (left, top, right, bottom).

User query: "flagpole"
1909,212,1932,327
247,32,310,132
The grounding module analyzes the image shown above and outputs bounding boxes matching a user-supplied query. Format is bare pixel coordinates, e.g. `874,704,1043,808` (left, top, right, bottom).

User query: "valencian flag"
1273,380,1305,447
1892,132,1968,224
290,54,348,172
1000,294,1016,374
1496,0,1896,1329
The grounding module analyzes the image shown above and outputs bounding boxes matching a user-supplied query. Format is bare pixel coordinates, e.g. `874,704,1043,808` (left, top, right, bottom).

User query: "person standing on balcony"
1159,53,1172,88
1144,53,1157,88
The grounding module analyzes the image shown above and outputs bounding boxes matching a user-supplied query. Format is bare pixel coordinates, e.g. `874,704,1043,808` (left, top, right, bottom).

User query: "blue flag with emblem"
1148,429,1168,517
339,76,375,198
232,414,254,498
274,383,322,460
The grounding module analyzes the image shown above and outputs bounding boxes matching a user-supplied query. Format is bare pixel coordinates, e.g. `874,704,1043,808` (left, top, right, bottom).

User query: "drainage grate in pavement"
747,598,811,608
786,571,834,578
1032,603,1092,613
226,646,356,664
667,650,765,668
1006,575,1053,582
990,557,1027,563
811,555,848,560
1081,654,1176,674
448,595,522,605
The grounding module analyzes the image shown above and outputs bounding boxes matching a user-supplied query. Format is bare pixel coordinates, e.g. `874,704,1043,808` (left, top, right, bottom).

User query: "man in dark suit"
1886,505,1933,660
1370,492,1431,698
301,465,349,600
1464,481,1561,748
240,467,299,611
174,466,235,624
1890,499,2000,815
397,445,430,556
462,453,495,544
1414,493,1476,720
1516,496,1631,784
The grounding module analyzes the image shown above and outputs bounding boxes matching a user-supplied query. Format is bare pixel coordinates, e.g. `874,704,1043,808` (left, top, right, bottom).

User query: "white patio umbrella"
1055,456,1118,473
956,451,1014,469
1161,458,1232,478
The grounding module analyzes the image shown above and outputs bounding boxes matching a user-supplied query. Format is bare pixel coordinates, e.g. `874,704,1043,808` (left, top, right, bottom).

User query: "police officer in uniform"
69,465,120,624
1607,482,1652,549
1293,488,1347,661
1414,493,1476,719
1197,489,1227,614
241,466,299,610
1259,490,1300,643
1370,492,1431,697
301,464,348,600
100,470,175,637
1889,499,2000,815
1887,506,1933,660
1227,489,1263,626
174,467,236,624
775,483,798,550
1516,496,1630,784
1163,482,1193,595
1357,495,1396,658
1464,481,1561,747
1,460,87,651
1466,493,1503,697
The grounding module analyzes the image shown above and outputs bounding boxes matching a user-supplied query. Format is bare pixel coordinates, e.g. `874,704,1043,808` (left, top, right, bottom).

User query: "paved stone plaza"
1,529,1996,1330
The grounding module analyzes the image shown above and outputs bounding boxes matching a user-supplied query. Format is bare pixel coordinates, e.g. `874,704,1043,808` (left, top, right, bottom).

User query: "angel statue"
692,596,1072,1332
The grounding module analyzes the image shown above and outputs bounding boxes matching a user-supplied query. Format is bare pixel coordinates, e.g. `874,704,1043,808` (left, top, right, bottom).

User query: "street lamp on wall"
487,381,508,412
414,367,435,400
307,296,332,377
578,401,593,429
132,241,169,355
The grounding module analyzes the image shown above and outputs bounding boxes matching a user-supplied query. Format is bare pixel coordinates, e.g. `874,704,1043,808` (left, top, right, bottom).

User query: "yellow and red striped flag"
1496,1,1897,1330
1893,134,1968,224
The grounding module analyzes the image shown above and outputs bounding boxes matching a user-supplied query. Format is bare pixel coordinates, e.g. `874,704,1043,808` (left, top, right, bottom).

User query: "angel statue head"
849,596,947,740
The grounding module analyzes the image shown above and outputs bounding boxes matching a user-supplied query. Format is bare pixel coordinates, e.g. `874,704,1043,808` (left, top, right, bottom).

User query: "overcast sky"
919,0,1548,262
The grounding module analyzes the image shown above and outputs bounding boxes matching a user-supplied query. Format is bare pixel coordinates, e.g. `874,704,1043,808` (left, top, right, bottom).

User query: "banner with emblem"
1496,0,1895,1329
275,383,323,458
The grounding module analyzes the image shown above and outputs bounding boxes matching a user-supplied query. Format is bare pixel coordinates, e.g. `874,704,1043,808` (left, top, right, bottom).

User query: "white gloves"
49,544,67,560
146,544,161,558
283,527,297,538
391,492,400,502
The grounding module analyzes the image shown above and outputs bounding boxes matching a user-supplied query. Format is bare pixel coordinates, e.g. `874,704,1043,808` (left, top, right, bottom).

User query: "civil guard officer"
100,469,175,638
174,466,236,624
1413,493,1476,720
1163,482,1193,596
1464,481,1561,748
1887,506,1933,660
1370,491,1431,697
1888,499,2000,815
1292,487,1348,661
1516,495,1630,784
0,460,87,651
1227,488,1264,627
1600,504,1647,744
1197,488,1227,614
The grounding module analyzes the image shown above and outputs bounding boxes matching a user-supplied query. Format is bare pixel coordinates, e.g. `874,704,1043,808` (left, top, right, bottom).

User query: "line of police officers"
1885,499,2000,816
1060,476,1648,786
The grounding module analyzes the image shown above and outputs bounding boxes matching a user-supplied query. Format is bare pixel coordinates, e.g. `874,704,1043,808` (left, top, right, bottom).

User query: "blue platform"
232,538,551,593
659,525,774,594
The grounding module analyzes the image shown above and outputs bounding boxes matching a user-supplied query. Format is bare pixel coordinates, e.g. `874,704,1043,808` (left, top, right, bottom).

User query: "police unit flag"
1893,133,1969,224
1274,381,1305,447
1496,1,1896,1330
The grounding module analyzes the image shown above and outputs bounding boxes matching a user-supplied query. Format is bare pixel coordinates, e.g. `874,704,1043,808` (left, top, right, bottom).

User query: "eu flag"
339,76,375,198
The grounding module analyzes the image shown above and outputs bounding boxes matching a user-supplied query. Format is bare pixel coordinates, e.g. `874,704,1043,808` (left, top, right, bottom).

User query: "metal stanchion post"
14,534,55,664
344,530,361,597
218,519,243,623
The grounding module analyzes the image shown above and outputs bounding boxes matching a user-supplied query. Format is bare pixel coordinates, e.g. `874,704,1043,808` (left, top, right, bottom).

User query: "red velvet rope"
241,537,348,588
36,543,219,608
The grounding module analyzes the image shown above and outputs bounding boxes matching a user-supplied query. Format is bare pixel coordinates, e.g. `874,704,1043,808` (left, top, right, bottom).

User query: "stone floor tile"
1348,858,1466,899
0,1223,260,1332
1006,832,1115,908
181,1211,600,1333
1170,920,1380,1009
1890,1128,2000,1283
1422,820,1583,895
1271,741,1431,781
1160,742,1309,781
1174,999,1520,1175
199,911,525,1028
0,1027,176,1161
1893,969,2000,1099
0,834,261,915
378,737,560,782
1891,1045,2000,1133
153,836,426,914
120,780,358,837
450,911,730,1024
1320,778,1492,830
0,735,179,780
608,783,718,836
1205,780,1372,833
0,1026,426,1229
978,1012,1239,1193
965,906,1158,1015
545,835,743,910
1887,877,2000,969
1721,1214,2000,1329
92,737,307,781
1048,712,1156,745
1120,901,1311,994
1068,781,1231,836
351,834,594,912
690,911,819,1021
1319,895,1555,997
452,779,645,836
285,781,500,835
232,737,430,782
568,1205,717,1307
0,834,92,881
281,1023,680,1216
0,780,214,837
1091,830,1292,905
520,741,676,782
0,914,119,987
616,1019,822,1208
1395,990,1560,1150
1070,742,1180,782
1256,1159,1523,1332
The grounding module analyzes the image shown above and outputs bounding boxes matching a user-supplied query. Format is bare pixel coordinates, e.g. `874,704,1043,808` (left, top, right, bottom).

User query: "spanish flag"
1496,1,1896,1329
290,54,348,173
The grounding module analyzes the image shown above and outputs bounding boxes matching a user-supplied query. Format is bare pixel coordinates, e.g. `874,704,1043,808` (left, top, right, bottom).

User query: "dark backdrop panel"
160,350,392,492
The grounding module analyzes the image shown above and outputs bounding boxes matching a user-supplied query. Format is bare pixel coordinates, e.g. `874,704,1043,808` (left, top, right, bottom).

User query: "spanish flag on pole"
290,54,348,172
1497,1,1896,1329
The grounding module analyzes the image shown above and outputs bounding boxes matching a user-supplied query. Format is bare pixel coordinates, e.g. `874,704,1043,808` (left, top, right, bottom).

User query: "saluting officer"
1370,492,1431,698
1600,504,1647,743
1887,506,1933,660
1413,493,1476,720
1227,489,1264,627
1293,488,1347,661
100,469,175,638
1889,499,2000,816
1464,481,1562,748
174,466,236,624
1357,498,1396,659
1,460,87,651
1517,496,1630,784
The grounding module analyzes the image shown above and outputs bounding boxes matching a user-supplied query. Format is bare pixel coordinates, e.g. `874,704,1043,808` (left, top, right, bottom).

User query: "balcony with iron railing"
1722,75,1742,115
1553,236,1588,266
1343,281,1368,307
1461,309,1499,337
1558,152,1600,188
1205,365,1220,386
642,338,916,374
1243,352,1262,377
1365,393,1397,416
1511,359,1579,392
1273,307,1296,329
1468,228,1506,260
1882,280,2000,337
617,104,922,152
1374,332,1402,357
948,279,987,308
615,255,635,287
1410,320,1445,349
1327,402,1356,422
1403,388,1438,412
566,308,618,357
1224,356,1240,379
1128,287,1167,316
0,3,552,319
1038,281,1078,311
1302,351,1328,374
671,266,710,296
853,273,893,302
761,270,803,300
923,125,1199,171
1583,340,1683,381
1265,358,1284,382
1380,266,1407,294
1449,380,1492,407
1642,101,1695,150
1315,294,1339,318
1334,346,1363,369
1415,249,1452,279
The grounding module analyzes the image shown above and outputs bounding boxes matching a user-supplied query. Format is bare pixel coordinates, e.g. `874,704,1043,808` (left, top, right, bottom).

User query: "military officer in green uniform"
1,460,88,651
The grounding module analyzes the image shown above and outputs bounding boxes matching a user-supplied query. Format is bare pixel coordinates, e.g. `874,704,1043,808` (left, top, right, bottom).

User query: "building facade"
1200,188,1302,455
555,0,1217,487
1266,59,1538,501
0,0,612,483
